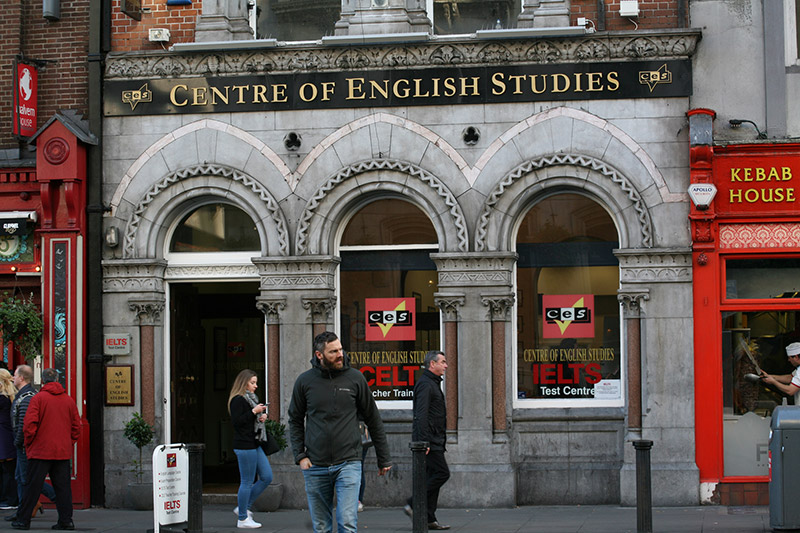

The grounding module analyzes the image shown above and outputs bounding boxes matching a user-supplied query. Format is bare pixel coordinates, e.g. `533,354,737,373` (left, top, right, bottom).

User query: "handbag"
359,421,373,448
260,432,281,456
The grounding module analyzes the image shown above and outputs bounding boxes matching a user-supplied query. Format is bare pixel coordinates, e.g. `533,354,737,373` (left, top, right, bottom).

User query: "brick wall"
1,0,89,152
571,0,687,31
111,0,200,52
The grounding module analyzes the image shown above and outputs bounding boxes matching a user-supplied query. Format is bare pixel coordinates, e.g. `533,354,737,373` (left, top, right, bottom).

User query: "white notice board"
152,443,189,532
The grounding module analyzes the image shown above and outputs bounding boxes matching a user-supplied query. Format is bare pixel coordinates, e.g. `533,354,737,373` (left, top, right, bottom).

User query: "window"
721,311,799,476
339,199,440,407
514,193,622,407
725,257,800,299
254,0,340,40
169,203,259,253
429,0,521,34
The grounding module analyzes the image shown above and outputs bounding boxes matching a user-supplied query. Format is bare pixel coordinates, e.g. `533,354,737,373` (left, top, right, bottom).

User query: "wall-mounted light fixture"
729,119,767,139
105,226,119,248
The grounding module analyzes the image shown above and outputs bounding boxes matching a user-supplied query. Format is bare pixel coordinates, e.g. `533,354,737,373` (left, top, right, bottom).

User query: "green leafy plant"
124,412,155,484
0,292,43,361
264,419,288,451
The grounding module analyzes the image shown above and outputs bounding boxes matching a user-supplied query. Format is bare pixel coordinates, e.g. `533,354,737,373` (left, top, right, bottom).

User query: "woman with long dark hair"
228,369,272,529
0,369,17,511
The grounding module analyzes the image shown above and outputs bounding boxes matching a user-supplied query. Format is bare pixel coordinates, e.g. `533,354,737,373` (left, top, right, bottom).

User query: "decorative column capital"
129,298,165,326
481,293,515,322
256,298,287,325
434,293,465,322
302,297,337,323
617,289,650,316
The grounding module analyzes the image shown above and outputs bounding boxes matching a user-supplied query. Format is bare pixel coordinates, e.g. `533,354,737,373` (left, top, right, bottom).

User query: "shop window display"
515,193,622,406
339,199,440,406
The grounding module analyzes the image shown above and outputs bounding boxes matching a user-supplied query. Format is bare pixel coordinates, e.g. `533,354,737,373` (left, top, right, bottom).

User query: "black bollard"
409,441,429,533
633,440,653,533
186,443,205,533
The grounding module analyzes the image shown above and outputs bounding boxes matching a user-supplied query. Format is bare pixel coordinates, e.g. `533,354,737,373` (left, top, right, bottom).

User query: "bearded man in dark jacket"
404,350,451,530
288,331,391,533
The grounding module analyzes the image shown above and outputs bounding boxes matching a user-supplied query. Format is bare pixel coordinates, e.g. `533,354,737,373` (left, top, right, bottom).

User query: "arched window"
338,198,440,407
514,193,623,407
166,203,260,265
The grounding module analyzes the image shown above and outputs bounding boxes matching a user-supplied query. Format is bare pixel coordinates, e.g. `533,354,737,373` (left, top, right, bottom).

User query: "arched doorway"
165,202,264,485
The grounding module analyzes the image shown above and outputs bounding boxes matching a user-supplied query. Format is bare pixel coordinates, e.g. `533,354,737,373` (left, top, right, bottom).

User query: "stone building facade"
100,1,701,507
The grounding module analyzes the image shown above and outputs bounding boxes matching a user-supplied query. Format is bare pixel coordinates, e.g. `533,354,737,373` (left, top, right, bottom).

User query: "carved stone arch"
122,163,290,258
475,153,654,252
296,159,469,255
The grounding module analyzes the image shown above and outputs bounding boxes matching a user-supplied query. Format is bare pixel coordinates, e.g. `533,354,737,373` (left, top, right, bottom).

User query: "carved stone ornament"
615,248,692,284
123,163,289,259
431,252,517,290
105,30,700,80
129,298,166,325
302,297,338,322
476,153,653,251
617,289,650,316
102,259,167,293
692,219,713,243
253,256,340,291
481,294,515,322
433,293,466,322
256,298,287,324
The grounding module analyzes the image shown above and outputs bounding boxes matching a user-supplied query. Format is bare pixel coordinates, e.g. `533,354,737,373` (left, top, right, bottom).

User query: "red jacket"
23,382,80,460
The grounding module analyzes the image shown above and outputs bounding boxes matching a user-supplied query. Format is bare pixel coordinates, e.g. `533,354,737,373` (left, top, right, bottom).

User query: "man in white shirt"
761,342,800,404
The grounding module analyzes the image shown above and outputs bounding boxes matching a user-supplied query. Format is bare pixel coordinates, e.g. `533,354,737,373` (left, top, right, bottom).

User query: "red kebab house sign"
349,297,423,401
13,61,38,138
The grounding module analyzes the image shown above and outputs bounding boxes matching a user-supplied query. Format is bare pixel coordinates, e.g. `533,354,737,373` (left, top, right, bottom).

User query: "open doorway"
169,281,264,486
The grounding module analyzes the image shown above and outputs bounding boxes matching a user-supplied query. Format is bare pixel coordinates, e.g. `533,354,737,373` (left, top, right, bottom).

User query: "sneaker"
358,501,364,512
403,504,413,518
233,507,254,520
0,505,16,511
237,516,262,529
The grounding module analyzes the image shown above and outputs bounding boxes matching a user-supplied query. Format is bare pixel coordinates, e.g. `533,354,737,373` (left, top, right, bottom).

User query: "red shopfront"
690,109,800,505
0,114,94,508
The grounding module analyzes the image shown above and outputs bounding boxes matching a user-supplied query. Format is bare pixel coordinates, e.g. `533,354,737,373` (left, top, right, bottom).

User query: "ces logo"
542,295,595,339
364,297,416,341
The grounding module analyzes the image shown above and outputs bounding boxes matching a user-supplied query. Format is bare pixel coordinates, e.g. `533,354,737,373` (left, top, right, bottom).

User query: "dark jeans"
14,447,55,507
406,449,450,523
16,459,71,527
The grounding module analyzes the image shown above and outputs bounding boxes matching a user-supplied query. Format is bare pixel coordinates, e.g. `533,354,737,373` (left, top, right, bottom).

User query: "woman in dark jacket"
228,369,272,529
0,368,17,510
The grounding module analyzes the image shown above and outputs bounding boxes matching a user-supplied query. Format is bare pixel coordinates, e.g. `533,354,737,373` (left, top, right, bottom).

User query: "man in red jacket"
11,369,80,531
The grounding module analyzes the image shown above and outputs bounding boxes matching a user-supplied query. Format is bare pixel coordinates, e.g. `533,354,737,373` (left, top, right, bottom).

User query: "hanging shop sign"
712,151,800,216
104,59,692,117
12,60,38,138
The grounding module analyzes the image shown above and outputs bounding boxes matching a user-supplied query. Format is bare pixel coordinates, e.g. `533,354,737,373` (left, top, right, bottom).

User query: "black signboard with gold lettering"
105,59,691,117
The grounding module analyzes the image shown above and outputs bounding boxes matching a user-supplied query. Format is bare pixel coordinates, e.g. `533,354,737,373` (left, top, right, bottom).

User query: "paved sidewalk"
0,504,777,532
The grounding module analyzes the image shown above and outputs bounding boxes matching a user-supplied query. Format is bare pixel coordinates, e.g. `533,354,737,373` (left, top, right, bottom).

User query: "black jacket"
11,383,35,449
230,395,258,450
288,354,391,469
411,369,446,451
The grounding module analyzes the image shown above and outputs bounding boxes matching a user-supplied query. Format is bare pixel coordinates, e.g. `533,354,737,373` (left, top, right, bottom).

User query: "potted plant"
252,418,288,512
0,292,43,362
123,411,155,510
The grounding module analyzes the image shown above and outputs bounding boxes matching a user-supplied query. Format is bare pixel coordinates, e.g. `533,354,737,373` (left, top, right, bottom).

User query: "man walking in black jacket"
288,331,391,533
405,350,451,530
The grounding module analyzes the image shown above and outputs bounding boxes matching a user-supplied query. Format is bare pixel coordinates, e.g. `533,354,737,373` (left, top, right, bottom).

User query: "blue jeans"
15,447,55,506
234,447,272,520
302,460,361,533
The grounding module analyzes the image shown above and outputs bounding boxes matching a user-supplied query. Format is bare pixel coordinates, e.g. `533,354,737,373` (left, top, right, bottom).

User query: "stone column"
617,290,649,434
517,0,570,28
302,297,338,337
129,299,164,427
434,293,464,437
481,294,514,438
195,0,253,42
256,298,286,420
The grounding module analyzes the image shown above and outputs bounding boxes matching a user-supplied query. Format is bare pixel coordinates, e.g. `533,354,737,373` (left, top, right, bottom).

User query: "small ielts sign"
13,61,38,138
542,294,595,339
104,333,132,355
365,297,416,341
